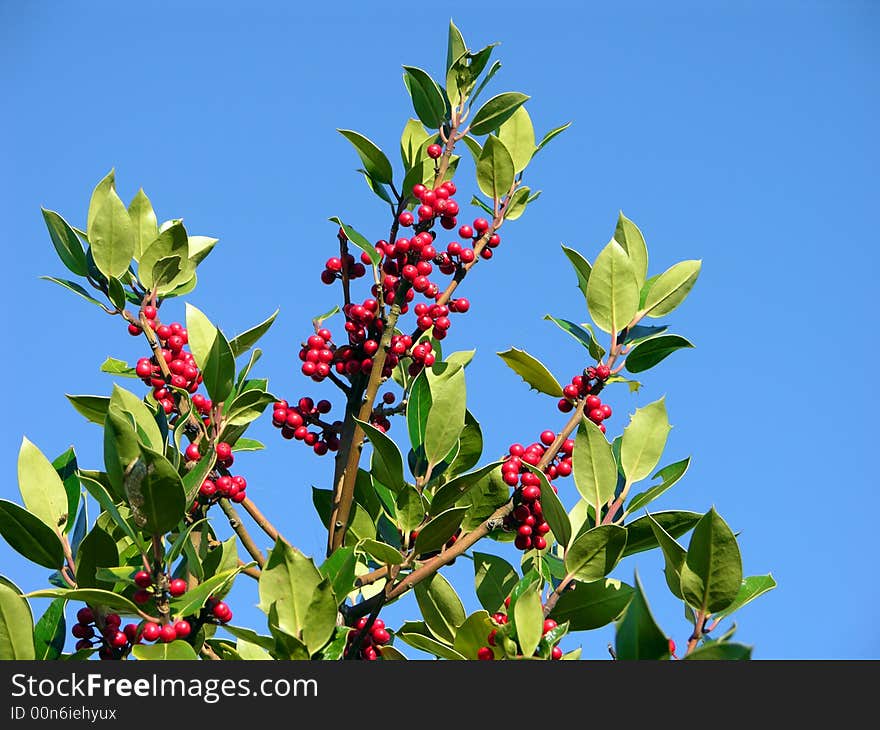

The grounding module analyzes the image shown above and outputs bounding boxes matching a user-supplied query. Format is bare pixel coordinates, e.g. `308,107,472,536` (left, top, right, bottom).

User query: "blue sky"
1,1,877,659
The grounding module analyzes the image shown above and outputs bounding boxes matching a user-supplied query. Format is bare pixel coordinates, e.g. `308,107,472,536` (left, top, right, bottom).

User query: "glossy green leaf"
99,357,138,378
561,245,591,298
77,474,142,551
640,260,702,318
132,640,198,660
551,578,633,631
228,309,278,358
460,467,510,532
40,276,110,311
572,420,617,514
186,303,235,403
473,552,518,613
18,437,68,533
139,222,194,294
355,419,406,493
620,397,671,484
446,19,467,72
423,364,466,469
615,571,670,660
358,538,404,566
613,211,648,287
123,444,187,535
75,525,118,589
27,588,143,617
414,506,469,556
497,348,563,397
338,129,393,185
564,525,627,582
171,568,240,620
544,314,605,361
536,121,572,152
685,642,752,660
88,183,135,279
394,485,427,534
406,370,431,450
625,334,694,373
327,217,381,267
460,135,483,163
430,461,502,515
52,448,80,536
453,610,498,660
181,447,216,504
513,588,543,657
470,92,530,135
109,384,163,449
587,239,640,334
397,631,465,660
33,598,66,661
476,135,515,201
646,512,687,599
232,438,264,452
42,208,87,276
714,574,777,620
188,235,219,265
320,547,357,602
447,410,483,477
626,457,691,515
623,510,701,556
0,579,34,659
414,572,465,644
400,118,432,170
302,578,337,653
225,389,275,427
258,540,321,640
680,508,743,614
0,500,64,569
403,66,447,129
127,188,158,260
498,104,535,173
503,185,530,220
86,170,114,235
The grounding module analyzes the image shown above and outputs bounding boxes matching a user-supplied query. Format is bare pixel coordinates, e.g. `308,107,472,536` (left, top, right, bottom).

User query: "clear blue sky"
1,1,876,659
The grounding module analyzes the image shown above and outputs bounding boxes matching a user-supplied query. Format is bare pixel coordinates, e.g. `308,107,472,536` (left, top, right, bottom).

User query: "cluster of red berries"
477,602,562,660
557,364,611,418
401,179,460,230
320,252,367,285
368,391,398,433
270,398,341,455
132,575,188,607
130,306,206,417
346,617,391,661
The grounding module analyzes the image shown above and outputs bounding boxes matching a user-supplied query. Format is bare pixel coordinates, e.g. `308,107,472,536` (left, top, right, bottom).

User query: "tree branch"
218,499,266,568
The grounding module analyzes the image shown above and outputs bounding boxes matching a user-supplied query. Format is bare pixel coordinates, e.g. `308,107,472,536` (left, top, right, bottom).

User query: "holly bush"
0,21,774,661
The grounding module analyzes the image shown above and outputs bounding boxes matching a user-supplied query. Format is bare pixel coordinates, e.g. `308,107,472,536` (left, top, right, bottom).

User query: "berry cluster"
403,180,461,230
132,575,188,607
185,442,249,513
477,602,562,660
557,364,612,422
129,306,205,418
320,252,367,286
270,398,341,455
346,617,391,661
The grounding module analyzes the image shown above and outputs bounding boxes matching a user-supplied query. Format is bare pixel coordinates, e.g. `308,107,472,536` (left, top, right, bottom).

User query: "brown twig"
218,499,266,568
241,497,285,545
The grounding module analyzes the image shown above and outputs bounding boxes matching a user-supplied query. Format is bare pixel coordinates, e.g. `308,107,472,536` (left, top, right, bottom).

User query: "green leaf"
623,510,701,556
228,309,279,358
27,588,143,617
446,19,467,72
400,118,432,170
338,129,394,185
503,185,530,221
560,244,592,298
394,485,427,534
469,59,501,108
109,384,163,449
572,420,617,513
613,211,648,288
166,519,207,567
551,578,634,631
75,526,119,589
127,188,159,261
232,438,264,452
473,552,518,613
685,642,752,660
414,572,465,644
497,347,563,397
327,217,381,267
18,437,68,533
498,105,536,173
88,183,135,279
587,239,640,334
470,92,530,136
186,303,235,403
640,260,702,318
680,508,743,614
564,525,627,582
40,277,110,311
513,588,543,657
406,370,431,452
53,448,80,536
620,397,671,484
355,419,406,493
543,315,605,361
33,598,66,661
320,547,357,602
459,468,509,532
625,335,694,374
403,66,447,129
430,461,502,516
521,464,571,549
714,574,778,620
646,512,687,599
0,579,35,659
535,121,572,153
358,538,404,566
476,135,515,201
221,624,276,654
106,276,127,311
414,506,469,556
453,610,498,660
622,324,669,346
123,444,187,535
139,222,194,295
397,631,466,660
626,457,691,515
171,569,239,619
302,578,337,654
132,640,198,660
447,410,483,477
224,389,275,427
258,540,322,640
99,357,138,378
423,364,467,469
0,500,64,569
460,135,483,163
42,208,88,276
78,474,142,551
615,571,670,660
181,448,217,504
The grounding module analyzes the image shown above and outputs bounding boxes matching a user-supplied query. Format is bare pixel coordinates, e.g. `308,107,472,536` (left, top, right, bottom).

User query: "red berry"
454,297,470,313
458,225,474,239
142,622,161,642
473,218,489,233
601,404,612,419
427,143,443,159
185,443,201,461
168,579,187,597
213,602,232,622
142,305,157,320
174,620,191,639
533,535,548,550
551,645,564,660
669,638,676,655
540,430,556,446
104,613,121,628
586,395,602,410
160,624,178,643
542,618,558,635
596,364,611,379
135,359,153,378
215,442,232,460
477,646,494,660
326,257,342,272
134,571,151,588
110,630,128,648
589,408,604,424
127,323,142,336
71,623,93,639
460,248,475,264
